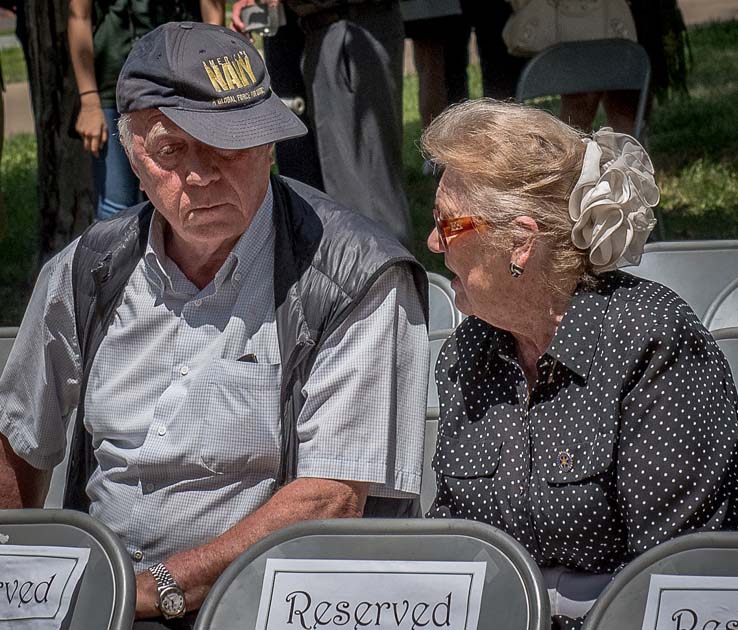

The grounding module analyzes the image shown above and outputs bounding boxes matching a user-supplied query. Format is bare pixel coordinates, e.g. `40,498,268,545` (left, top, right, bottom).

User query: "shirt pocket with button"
199,359,282,476
429,434,503,516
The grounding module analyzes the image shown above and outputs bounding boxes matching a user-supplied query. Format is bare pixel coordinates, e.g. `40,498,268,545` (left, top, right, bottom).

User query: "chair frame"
583,532,738,630
196,518,550,630
515,38,652,139
0,509,136,630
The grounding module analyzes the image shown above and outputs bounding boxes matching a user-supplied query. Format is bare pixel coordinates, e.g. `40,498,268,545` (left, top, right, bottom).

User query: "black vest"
64,175,428,517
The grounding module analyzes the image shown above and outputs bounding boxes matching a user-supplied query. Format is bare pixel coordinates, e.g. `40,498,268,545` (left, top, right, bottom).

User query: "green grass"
1,21,738,324
0,46,27,84
0,134,38,324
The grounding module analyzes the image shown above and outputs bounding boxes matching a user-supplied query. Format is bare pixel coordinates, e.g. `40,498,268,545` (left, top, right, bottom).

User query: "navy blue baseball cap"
117,22,307,149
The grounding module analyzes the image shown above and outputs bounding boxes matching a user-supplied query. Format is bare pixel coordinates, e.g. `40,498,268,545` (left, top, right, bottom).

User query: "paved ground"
2,0,737,139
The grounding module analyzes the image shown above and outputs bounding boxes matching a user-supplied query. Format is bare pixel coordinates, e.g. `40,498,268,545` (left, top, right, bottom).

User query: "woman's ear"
510,216,540,269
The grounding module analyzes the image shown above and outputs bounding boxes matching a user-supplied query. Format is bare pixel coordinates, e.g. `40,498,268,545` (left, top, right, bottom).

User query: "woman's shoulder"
598,270,714,347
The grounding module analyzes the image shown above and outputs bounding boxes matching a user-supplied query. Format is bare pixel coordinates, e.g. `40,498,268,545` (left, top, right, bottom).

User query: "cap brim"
159,91,307,150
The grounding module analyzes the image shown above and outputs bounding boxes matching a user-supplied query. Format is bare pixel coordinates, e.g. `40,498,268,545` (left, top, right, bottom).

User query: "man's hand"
75,94,108,158
230,0,281,32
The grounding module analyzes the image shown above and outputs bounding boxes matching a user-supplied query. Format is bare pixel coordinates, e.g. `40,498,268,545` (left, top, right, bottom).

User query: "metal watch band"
148,562,177,590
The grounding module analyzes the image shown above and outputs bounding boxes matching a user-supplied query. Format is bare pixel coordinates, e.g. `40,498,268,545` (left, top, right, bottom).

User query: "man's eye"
158,144,181,157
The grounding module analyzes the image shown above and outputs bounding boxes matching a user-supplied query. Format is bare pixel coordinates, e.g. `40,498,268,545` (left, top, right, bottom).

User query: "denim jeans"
92,108,145,220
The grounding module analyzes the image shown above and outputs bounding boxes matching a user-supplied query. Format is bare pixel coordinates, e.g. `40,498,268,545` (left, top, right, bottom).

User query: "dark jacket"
64,175,428,517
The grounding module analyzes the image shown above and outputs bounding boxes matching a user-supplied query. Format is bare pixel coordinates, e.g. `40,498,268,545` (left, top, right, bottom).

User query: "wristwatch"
148,563,186,620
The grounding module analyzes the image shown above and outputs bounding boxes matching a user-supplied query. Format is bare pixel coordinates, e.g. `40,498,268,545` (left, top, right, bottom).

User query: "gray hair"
422,98,596,290
117,113,134,154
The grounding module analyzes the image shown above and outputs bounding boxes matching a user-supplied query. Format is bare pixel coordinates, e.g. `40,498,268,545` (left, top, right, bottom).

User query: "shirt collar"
143,184,274,296
544,275,616,380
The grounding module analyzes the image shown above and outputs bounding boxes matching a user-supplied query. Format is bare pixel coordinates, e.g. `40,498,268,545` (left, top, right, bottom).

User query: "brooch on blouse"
558,450,574,473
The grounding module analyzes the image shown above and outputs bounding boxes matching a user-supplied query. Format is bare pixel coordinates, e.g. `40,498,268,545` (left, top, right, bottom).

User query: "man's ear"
510,215,540,269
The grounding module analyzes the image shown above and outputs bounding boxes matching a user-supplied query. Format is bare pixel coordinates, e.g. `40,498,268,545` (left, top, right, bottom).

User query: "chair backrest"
0,326,18,376
623,240,738,322
710,327,738,381
0,509,135,630
195,519,549,630
427,272,463,332
583,531,738,630
515,38,651,138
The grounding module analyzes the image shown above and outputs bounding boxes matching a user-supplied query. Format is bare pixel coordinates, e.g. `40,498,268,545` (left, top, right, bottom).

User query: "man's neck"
164,229,240,290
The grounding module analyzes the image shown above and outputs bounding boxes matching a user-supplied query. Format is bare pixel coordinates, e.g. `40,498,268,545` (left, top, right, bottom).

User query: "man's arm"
135,477,367,617
0,434,50,508
200,0,226,25
68,0,107,157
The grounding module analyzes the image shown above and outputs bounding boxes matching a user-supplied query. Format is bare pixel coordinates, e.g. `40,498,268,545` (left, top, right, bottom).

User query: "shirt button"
132,550,143,562
194,299,202,307
233,273,241,283
157,425,167,437
145,482,155,492
180,365,189,376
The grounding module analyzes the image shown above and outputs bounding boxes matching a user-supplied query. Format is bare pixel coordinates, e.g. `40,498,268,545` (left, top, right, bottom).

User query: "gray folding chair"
194,519,549,630
583,531,738,630
421,328,454,514
710,327,738,381
427,272,463,332
623,240,738,322
515,38,651,140
0,509,136,630
0,326,18,376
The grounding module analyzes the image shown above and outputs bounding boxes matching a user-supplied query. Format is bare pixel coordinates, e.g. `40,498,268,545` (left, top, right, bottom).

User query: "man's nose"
427,226,444,254
185,145,220,186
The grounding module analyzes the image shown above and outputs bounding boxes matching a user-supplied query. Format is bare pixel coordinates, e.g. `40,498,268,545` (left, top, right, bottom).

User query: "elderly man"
0,22,428,628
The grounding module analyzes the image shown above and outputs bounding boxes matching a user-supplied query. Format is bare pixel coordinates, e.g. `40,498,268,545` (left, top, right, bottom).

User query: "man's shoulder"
278,176,413,261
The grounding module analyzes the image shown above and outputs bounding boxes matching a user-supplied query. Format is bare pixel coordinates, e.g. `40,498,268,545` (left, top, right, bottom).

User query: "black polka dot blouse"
428,271,738,577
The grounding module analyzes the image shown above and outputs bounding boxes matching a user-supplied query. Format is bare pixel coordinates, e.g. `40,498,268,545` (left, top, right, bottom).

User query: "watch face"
160,587,185,617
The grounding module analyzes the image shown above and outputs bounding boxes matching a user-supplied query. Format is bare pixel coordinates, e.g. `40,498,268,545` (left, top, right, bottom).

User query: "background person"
230,0,413,246
0,23,429,628
559,0,689,134
68,0,225,220
422,99,738,629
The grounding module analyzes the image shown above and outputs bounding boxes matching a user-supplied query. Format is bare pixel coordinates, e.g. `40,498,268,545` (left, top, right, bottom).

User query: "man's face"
127,109,273,250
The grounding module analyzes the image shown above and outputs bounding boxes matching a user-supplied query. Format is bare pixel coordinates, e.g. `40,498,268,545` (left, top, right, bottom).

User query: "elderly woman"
423,100,738,629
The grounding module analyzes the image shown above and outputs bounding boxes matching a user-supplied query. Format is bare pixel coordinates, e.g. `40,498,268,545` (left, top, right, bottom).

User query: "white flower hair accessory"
568,128,660,271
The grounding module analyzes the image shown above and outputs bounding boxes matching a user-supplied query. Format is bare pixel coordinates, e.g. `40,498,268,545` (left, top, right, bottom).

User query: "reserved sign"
641,575,738,630
0,544,90,630
255,559,487,630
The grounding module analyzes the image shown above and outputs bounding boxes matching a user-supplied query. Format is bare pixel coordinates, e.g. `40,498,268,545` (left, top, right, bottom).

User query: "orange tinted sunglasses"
433,208,490,251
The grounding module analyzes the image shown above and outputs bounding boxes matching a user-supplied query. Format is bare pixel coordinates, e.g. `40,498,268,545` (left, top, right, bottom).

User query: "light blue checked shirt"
0,185,428,571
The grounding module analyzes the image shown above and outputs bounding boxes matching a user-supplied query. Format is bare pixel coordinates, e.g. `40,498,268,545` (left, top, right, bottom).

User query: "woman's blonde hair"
422,98,596,289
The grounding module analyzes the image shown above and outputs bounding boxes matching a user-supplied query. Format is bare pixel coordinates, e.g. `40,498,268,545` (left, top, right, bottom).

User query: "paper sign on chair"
255,559,487,630
0,545,90,630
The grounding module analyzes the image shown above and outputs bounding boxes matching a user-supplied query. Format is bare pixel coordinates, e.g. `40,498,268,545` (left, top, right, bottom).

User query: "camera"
240,2,286,37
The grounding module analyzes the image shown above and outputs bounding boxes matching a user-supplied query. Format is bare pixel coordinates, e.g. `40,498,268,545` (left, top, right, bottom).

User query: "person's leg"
462,0,525,99
92,108,144,220
602,90,640,135
412,38,448,128
302,2,412,246
559,92,603,132
263,7,323,189
443,15,472,104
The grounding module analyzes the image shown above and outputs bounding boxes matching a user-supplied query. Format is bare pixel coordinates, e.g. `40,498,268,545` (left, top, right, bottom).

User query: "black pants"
133,611,198,630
